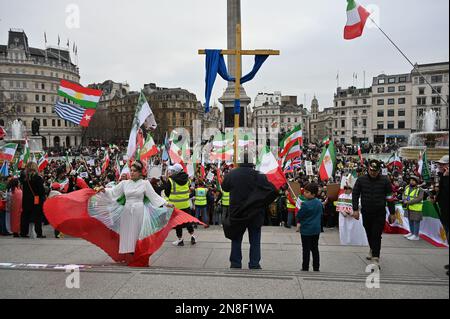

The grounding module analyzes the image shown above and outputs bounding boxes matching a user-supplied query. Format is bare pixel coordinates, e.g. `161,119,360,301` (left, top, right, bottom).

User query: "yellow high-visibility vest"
286,198,296,210
222,191,230,207
403,186,423,212
168,178,191,210
194,187,207,206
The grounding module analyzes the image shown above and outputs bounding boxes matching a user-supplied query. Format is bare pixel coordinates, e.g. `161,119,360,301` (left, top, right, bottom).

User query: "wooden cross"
199,24,280,165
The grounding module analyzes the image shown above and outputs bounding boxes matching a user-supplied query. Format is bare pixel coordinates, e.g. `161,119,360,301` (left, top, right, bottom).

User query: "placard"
148,165,162,179
326,183,340,201
305,161,313,176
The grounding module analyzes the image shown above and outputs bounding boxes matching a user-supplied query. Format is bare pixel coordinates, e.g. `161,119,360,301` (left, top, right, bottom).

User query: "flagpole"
369,17,448,106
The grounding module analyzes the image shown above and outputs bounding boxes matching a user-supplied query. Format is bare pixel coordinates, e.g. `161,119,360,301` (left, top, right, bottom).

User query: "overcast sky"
1,0,448,111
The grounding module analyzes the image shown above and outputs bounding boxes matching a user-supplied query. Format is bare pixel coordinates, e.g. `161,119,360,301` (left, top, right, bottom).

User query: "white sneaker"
403,233,412,238
172,238,184,246
408,235,420,241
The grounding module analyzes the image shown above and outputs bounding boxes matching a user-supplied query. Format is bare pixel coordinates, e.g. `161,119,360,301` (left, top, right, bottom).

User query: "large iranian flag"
385,202,448,248
344,0,371,40
256,147,287,190
58,80,102,109
318,140,336,181
418,150,431,182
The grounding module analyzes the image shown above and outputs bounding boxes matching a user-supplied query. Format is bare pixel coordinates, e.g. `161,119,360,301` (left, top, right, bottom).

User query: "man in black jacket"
352,160,394,269
435,155,449,275
222,157,278,269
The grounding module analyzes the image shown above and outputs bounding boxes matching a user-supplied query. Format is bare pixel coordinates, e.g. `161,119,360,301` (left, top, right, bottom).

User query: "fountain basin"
400,146,449,161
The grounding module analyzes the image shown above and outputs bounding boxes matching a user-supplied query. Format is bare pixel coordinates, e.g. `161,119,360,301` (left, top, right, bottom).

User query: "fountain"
400,110,449,161
1,119,42,153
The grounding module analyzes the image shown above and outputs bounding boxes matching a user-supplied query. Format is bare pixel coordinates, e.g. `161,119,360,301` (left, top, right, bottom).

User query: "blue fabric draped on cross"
204,49,269,114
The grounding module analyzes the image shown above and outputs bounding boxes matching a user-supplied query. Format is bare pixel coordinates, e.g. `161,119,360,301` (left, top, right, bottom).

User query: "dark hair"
131,160,144,173
304,182,319,196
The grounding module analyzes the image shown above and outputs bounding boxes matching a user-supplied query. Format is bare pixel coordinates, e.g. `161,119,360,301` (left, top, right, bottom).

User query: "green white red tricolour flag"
0,143,18,162
318,140,336,181
256,147,287,190
344,0,371,40
18,139,30,169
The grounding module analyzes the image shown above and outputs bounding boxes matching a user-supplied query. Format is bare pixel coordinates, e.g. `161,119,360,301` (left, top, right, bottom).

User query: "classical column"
219,0,251,128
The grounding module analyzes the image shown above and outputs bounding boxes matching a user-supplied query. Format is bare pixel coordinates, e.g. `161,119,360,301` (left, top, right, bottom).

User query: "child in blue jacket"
296,183,323,271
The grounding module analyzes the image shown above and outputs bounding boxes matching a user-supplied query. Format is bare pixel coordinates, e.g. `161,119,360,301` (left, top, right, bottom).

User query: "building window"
398,121,406,129
58,120,61,127
42,95,46,102
388,98,395,105
388,78,396,84
352,119,357,127
341,101,345,107
335,120,338,128
388,110,395,117
377,99,384,105
419,77,425,84
35,95,39,101
432,97,441,105
353,110,358,115
52,119,55,126
41,83,45,90
399,76,407,83
433,86,442,94
43,119,47,127
377,110,384,117
378,79,385,84
388,87,395,93
417,97,427,105
341,120,345,128
362,109,367,114
42,107,46,113
341,111,345,115
398,109,406,117
377,87,385,93
431,75,443,83
418,87,425,95
36,106,40,113
399,86,406,92
398,98,406,104
387,121,395,129
341,131,345,135
363,119,367,127
363,99,367,105
377,122,384,129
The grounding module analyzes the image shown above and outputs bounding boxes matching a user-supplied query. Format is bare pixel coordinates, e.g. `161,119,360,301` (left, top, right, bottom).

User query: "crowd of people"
0,141,448,274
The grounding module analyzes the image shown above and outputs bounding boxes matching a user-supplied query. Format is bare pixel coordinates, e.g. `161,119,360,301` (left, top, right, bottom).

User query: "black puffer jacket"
352,173,392,215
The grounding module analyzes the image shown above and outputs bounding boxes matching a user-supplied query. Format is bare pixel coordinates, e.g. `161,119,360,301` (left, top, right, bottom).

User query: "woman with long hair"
19,162,46,238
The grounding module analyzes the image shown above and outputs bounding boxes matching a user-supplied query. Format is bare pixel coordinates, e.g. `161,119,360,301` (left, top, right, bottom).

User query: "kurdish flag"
0,143,18,162
256,146,287,190
344,0,371,40
318,140,336,181
58,80,102,109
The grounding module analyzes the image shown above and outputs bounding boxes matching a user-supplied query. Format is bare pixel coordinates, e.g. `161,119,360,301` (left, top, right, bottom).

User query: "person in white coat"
100,160,174,255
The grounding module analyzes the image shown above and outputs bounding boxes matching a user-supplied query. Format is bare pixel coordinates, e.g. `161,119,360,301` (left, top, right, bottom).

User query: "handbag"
27,178,40,205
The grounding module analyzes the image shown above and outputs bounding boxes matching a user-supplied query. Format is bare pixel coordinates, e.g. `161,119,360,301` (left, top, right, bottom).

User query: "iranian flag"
358,145,364,165
37,152,49,172
322,136,330,146
281,141,302,167
169,141,183,165
58,80,102,109
318,140,336,181
256,147,287,190
18,139,30,169
140,134,158,161
279,125,303,157
417,150,431,182
0,143,18,162
387,152,403,171
102,151,110,174
344,0,371,40
210,146,234,162
385,202,448,248
127,91,157,159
